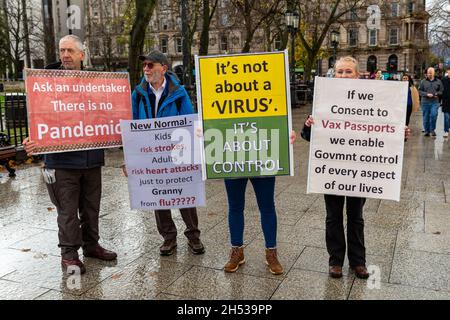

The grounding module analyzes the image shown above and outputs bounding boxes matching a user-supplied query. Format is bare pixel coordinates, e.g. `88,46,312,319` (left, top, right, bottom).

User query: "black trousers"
46,168,101,259
324,194,366,267
154,207,200,241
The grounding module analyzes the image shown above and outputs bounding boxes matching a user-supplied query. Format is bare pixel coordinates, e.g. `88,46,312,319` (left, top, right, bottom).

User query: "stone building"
322,0,429,78
81,0,430,79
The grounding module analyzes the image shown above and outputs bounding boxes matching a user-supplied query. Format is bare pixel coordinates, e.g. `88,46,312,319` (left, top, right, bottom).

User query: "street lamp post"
285,10,299,108
331,30,340,68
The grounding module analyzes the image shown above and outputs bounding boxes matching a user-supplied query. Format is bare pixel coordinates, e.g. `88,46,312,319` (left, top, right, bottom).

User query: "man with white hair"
419,67,443,137
23,35,117,275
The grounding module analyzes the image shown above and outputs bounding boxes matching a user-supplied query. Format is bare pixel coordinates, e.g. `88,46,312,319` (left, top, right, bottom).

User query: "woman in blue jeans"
223,133,296,275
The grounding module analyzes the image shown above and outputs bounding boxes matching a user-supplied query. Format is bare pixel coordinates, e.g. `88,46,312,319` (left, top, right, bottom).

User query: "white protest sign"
121,114,205,210
307,77,407,201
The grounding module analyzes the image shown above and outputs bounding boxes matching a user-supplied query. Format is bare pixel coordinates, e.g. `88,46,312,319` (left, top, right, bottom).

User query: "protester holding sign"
123,49,205,256
195,51,295,275
23,35,117,275
302,57,411,279
301,56,371,279
222,132,296,275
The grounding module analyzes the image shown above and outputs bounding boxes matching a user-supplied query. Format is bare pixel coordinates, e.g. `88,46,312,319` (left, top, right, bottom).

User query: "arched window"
387,54,398,71
367,55,377,73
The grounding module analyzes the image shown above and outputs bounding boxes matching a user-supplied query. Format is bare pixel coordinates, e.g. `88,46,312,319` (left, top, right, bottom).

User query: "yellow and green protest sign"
195,51,294,179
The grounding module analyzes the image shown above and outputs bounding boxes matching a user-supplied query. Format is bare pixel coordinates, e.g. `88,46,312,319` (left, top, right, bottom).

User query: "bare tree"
230,0,284,53
4,0,26,80
0,0,13,78
1,0,44,79
86,0,132,71
199,0,219,55
129,0,156,86
428,0,450,54
21,0,31,68
294,0,372,80
41,0,56,65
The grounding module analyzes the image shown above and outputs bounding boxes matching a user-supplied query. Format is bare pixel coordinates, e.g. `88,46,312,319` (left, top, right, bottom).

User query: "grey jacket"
419,78,443,102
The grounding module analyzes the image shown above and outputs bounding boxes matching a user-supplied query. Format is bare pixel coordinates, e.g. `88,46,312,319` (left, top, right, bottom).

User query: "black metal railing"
0,92,28,147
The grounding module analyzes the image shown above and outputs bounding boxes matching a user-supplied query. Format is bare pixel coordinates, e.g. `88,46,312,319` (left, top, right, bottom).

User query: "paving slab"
390,249,450,292
162,266,281,300
349,279,450,300
271,269,353,300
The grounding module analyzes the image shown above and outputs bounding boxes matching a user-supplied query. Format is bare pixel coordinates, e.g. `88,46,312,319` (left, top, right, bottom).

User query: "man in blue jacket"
23,35,117,275
125,49,205,256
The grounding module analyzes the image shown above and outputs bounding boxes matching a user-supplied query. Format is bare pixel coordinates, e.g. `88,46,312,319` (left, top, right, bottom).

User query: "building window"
92,42,99,56
408,1,415,14
274,34,282,51
117,43,124,55
160,37,168,53
391,3,399,17
175,37,182,53
161,19,168,30
367,55,377,73
350,8,358,20
221,14,229,26
387,54,398,71
348,28,358,47
389,28,399,45
220,35,228,51
368,29,377,46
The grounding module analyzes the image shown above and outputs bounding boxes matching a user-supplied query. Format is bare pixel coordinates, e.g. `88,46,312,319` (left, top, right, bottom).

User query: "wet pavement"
1,107,449,300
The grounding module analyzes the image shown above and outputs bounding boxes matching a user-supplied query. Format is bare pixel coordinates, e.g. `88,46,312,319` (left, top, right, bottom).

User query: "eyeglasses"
142,62,162,69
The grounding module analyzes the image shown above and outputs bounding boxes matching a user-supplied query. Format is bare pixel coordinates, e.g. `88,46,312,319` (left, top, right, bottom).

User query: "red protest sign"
25,69,132,154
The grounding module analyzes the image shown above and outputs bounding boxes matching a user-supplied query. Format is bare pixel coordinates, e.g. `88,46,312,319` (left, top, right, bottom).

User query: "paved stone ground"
1,106,449,300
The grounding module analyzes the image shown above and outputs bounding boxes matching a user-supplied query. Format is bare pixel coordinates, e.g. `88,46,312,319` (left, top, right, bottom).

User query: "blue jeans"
421,100,439,133
444,112,450,133
224,177,277,248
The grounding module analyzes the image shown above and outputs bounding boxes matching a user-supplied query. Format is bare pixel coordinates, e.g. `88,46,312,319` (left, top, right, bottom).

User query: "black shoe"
159,239,177,256
188,239,205,255
424,133,430,137
431,131,436,137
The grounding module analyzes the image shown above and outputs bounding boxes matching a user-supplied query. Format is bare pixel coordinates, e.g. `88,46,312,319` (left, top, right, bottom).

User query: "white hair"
59,35,84,52
335,56,359,73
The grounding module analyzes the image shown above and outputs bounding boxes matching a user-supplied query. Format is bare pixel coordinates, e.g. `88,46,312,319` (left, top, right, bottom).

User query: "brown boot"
224,246,245,273
265,248,283,275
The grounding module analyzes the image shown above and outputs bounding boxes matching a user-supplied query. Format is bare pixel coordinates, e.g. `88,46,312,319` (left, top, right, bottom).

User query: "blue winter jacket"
131,73,194,119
